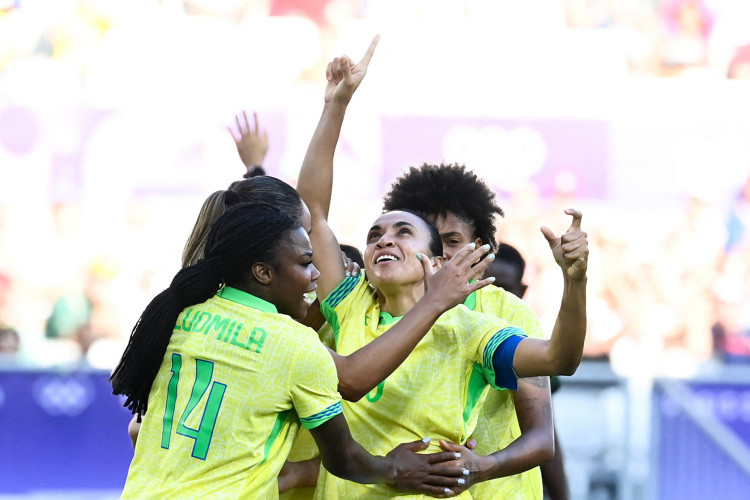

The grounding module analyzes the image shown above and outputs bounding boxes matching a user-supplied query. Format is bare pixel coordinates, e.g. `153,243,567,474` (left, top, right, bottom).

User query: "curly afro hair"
382,163,504,249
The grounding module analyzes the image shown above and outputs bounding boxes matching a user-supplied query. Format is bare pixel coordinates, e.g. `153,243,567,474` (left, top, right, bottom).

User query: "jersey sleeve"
474,286,546,340
462,309,527,391
320,274,370,349
288,329,343,430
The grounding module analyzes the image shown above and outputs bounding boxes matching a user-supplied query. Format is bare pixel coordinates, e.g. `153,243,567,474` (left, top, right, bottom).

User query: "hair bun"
224,190,241,206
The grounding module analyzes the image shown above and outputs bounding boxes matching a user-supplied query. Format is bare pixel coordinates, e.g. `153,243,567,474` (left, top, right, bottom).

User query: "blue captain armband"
482,327,526,391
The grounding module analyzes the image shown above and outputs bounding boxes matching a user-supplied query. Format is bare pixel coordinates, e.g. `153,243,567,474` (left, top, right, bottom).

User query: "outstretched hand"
227,110,269,170
540,209,588,281
420,242,496,311
385,438,468,497
325,34,380,105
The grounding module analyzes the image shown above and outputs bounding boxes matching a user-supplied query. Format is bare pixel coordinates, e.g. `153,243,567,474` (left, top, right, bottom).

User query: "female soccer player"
383,163,586,498
293,55,588,499
111,202,483,498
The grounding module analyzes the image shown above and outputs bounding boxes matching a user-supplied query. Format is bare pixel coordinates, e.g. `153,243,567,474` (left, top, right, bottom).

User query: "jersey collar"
378,311,403,326
217,286,278,314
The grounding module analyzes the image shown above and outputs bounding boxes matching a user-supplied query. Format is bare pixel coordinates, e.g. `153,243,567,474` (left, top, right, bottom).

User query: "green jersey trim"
463,363,489,437
261,409,291,464
300,401,343,430
321,275,362,349
481,326,526,390
217,287,277,314
378,311,403,326
463,291,477,311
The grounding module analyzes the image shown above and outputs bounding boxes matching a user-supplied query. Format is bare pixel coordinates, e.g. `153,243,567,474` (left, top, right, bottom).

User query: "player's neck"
377,282,423,318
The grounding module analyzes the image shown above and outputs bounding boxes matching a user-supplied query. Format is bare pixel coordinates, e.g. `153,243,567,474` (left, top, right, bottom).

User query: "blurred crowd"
2,0,750,91
1,168,748,377
1,0,750,376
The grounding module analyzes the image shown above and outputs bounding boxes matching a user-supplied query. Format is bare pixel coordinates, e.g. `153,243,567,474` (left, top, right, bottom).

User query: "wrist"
414,294,446,321
243,165,265,178
480,452,504,482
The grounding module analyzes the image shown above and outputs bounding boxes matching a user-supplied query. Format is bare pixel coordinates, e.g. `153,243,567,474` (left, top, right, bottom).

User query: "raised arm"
512,209,588,377
297,35,379,300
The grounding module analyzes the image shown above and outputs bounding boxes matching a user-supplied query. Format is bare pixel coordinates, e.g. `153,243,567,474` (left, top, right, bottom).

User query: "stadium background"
1,1,750,498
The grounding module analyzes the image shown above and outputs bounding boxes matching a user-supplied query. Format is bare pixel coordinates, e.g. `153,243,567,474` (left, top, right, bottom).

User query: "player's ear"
431,256,444,270
252,262,274,285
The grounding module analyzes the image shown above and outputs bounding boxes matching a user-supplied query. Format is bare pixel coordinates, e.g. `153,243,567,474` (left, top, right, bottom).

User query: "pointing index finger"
359,34,380,67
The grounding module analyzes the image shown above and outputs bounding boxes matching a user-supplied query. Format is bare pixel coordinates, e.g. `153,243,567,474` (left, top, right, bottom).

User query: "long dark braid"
110,203,298,415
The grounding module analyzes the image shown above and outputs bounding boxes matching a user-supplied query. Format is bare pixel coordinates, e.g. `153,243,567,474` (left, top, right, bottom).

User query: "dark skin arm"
438,377,554,491
278,457,321,494
309,413,468,496
541,430,570,500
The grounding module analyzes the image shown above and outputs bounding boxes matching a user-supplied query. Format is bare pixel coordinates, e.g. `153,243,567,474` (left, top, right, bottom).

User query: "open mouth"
375,254,398,264
303,290,317,304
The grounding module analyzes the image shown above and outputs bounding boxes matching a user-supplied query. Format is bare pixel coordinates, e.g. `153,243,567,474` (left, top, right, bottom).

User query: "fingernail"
457,479,465,485
482,244,491,250
463,469,470,475
469,243,476,249
416,253,422,261
454,452,461,458
346,271,351,277
344,262,348,268
488,277,496,282
487,253,495,260
444,489,452,494
422,437,431,443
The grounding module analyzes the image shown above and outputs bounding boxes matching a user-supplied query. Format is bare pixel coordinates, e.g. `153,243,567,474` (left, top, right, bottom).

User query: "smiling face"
431,211,483,260
265,226,320,320
363,211,437,292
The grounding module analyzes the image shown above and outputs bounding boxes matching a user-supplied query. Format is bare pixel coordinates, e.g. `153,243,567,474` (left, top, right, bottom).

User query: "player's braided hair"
382,163,504,251
110,203,298,416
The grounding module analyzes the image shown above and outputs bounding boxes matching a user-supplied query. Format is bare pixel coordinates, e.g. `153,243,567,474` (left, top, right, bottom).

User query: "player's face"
431,211,482,260
364,211,434,290
268,227,320,320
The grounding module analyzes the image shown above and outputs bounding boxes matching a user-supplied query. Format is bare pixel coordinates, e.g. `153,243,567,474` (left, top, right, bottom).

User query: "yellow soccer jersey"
466,286,547,500
121,287,342,500
314,275,526,499
280,321,336,500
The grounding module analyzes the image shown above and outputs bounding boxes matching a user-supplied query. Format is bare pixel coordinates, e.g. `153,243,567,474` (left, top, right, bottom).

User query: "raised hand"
540,209,588,282
341,251,361,278
227,110,269,170
420,242,497,311
385,438,468,497
324,34,380,105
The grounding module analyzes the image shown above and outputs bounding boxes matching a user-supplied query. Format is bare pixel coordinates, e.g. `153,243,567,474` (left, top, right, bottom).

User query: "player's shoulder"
441,303,509,331
324,274,375,309
474,285,536,315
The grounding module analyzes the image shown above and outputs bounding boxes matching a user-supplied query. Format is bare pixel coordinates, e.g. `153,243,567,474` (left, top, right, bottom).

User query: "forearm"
297,101,348,220
476,380,554,481
278,457,322,494
541,431,570,500
478,430,555,481
333,298,445,401
312,416,393,484
547,277,587,375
